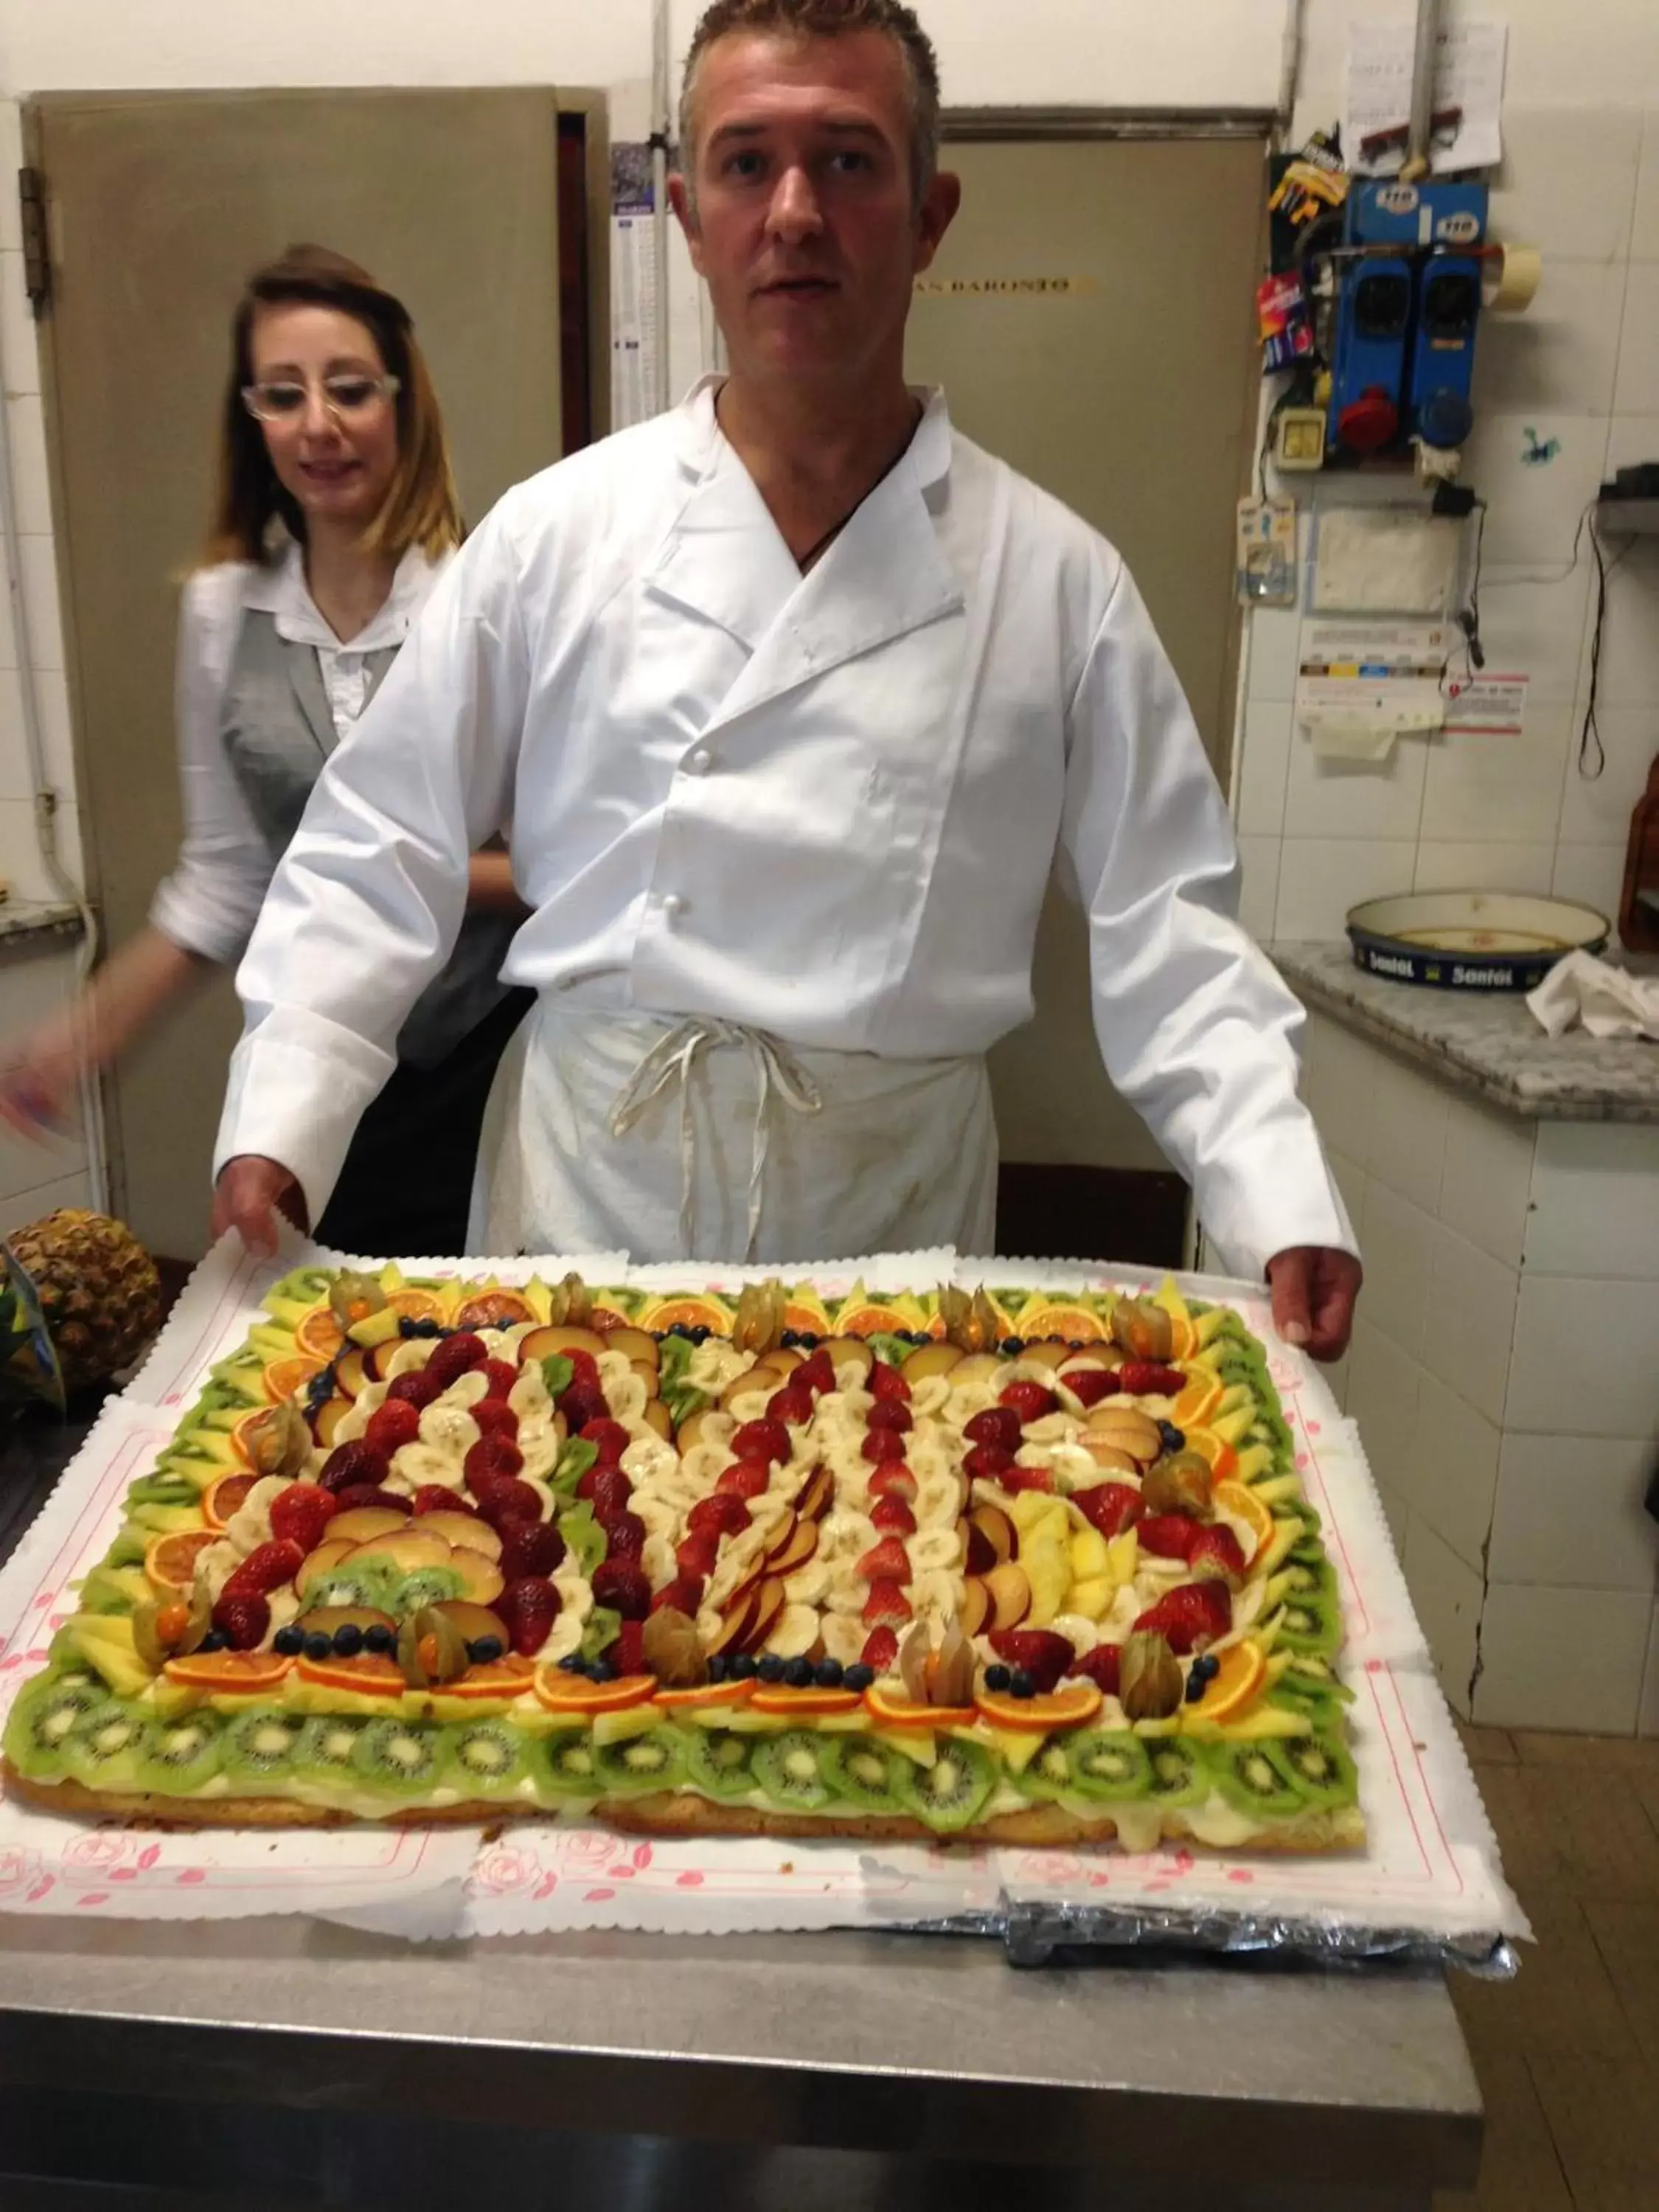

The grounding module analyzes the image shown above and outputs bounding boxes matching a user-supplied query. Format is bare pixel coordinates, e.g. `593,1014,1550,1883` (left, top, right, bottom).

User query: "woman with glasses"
0,243,529,1254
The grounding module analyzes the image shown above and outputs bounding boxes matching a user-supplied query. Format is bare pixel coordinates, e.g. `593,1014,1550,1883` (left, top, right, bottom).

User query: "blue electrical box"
1347,178,1487,251
1328,256,1415,455
1328,181,1490,456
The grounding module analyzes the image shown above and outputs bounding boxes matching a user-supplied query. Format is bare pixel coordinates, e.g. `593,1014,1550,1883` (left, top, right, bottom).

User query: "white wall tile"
1641,1604,1659,1740
1557,703,1658,845
1465,563,1592,703
1245,602,1303,704
1461,412,1611,568
1300,1011,1380,1164
1439,1095,1537,1272
1615,262,1659,415
1474,263,1626,417
1550,840,1627,919
1528,1121,1659,1279
1361,1047,1450,1213
1405,1368,1501,1573
1419,710,1573,846
0,665,26,801
1346,1314,1422,1501
0,1169,92,1239
1413,841,1556,895
1509,1273,1659,1436
1273,837,1416,942
1489,108,1642,265
1402,1514,1481,1717
1283,728,1427,843
1237,699,1294,836
0,107,19,256
1605,411,1659,473
1235,834,1281,942
1580,553,1659,725
1636,111,1659,262
17,535,63,672
0,1086,83,1198
1325,1146,1368,1245
1420,1220,1519,1428
5,394,50,537
1475,1582,1652,1734
0,944,80,1049
1356,1183,1437,1362
0,796,83,903
32,669,77,805
0,251,39,400
1489,1431,1659,1593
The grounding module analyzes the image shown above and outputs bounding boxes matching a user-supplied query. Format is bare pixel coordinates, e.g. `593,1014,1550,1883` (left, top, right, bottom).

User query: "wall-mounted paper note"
1312,509,1464,618
1295,619,1451,762
1345,21,1508,175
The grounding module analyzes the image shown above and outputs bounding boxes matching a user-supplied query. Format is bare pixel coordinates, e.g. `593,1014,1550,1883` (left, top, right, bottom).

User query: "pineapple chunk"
1023,1534,1072,1627
1069,1527,1112,1581
973,1725,1049,1775
1234,1442,1274,1484
1107,1530,1139,1583
64,1615,150,1698
1007,1491,1062,1536
1069,1574,1116,1621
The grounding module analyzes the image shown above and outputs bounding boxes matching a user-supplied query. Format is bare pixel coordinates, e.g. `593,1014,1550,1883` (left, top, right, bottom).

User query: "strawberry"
560,1347,601,1387
869,1493,917,1535
475,1478,545,1529
1062,1366,1119,1408
385,1369,442,1411
795,1349,838,1397
268,1483,338,1551
962,1441,1015,1485
867,1464,918,1502
472,1399,520,1441
1188,1523,1246,1586
865,1401,912,1436
716,1458,773,1500
599,1509,646,1562
481,1357,520,1399
414,1484,473,1516
498,1520,566,1579
675,1530,720,1582
223,1538,305,1599
330,1484,412,1516
580,1417,632,1466
1070,1644,1121,1697
611,1619,647,1677
464,1435,524,1491
211,1590,270,1651
1073,1481,1144,1540
1118,1362,1186,1399
651,1573,704,1615
498,1576,561,1658
860,1428,907,1464
988,1628,1076,1694
856,1536,912,1582
1134,1580,1231,1654
862,1579,912,1627
1137,1513,1200,1562
998,1380,1056,1423
868,1359,911,1405
425,1332,489,1390
1001,1465,1055,1495
582,1465,633,1520
964,1406,1021,1453
687,1492,751,1540
318,1440,393,1495
731,1418,791,1468
859,1625,900,1674
765,1385,815,1429
591,1559,651,1620
364,1400,422,1457
557,1383,610,1433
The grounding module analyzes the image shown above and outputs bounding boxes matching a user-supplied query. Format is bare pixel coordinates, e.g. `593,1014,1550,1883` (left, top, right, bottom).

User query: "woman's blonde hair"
202,243,463,568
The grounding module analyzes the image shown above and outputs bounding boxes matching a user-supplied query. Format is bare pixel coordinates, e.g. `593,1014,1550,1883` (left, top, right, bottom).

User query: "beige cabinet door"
905,134,1265,1181
29,88,572,1259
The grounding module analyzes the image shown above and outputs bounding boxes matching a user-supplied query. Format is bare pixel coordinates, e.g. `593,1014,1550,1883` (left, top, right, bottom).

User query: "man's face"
672,29,959,391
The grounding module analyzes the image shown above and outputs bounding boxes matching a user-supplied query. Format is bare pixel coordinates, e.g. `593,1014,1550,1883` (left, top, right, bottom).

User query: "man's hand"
212,1155,309,1256
1266,1246,1363,1363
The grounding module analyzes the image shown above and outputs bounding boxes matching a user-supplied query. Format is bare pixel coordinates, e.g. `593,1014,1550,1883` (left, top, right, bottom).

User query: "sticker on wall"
912,275,1099,298
1520,426,1560,466
1443,672,1528,735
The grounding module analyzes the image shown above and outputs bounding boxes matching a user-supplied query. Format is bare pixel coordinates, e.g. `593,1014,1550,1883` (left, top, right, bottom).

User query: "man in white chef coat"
214,0,1363,1358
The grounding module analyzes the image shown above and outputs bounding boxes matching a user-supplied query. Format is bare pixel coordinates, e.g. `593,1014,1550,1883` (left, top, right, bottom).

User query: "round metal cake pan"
1345,891,1610,992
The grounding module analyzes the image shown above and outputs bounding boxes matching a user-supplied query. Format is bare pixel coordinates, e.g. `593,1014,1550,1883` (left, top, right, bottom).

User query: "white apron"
474,1002,997,1265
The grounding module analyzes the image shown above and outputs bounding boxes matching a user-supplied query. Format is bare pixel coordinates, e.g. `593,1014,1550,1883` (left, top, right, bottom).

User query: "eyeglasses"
242,373,400,424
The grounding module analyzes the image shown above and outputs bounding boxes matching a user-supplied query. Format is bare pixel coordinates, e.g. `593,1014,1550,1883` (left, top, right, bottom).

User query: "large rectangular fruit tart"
3,1270,1360,1851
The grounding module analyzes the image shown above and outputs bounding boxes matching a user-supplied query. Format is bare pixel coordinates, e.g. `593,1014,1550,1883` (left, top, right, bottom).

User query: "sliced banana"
437,1369,491,1412
687,1340,748,1394
418,1402,481,1458
539,1608,584,1664
823,1569,869,1617
782,1559,831,1607
607,1372,648,1424
596,1349,634,1393
819,1614,868,1669
552,1572,594,1627
623,1434,681,1488
909,1568,959,1632
906,1526,964,1576
634,1494,683,1541
913,1473,964,1529
391,1443,465,1492
764,1604,821,1660
1048,1611,1100,1655
908,1376,952,1419
508,1366,552,1423
384,1338,436,1378
517,1423,561,1484
821,1511,877,1557
642,1533,677,1587
223,1475,286,1557
195,1538,240,1600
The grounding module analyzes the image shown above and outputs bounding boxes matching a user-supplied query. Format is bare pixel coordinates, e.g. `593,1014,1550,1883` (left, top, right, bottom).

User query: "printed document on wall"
1345,22,1507,175
611,144,663,431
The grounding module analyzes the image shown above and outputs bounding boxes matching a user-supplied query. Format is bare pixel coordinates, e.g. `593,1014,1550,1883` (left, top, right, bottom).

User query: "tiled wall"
1302,1009,1659,1736
0,937,91,1234
1236,106,1659,945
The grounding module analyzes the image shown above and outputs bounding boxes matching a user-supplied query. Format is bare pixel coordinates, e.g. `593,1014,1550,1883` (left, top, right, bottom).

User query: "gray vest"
220,608,516,1068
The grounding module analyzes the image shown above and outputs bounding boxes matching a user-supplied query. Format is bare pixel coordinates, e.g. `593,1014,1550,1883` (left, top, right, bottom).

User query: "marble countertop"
0,900,83,954
1272,941,1659,1123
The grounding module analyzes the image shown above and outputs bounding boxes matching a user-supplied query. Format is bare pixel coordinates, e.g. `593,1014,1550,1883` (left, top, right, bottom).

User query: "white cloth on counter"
1528,950,1659,1042
217,376,1356,1279
149,543,445,964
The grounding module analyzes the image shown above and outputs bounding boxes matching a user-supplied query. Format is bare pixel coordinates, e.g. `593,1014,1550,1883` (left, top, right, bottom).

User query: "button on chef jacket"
216,378,1356,1279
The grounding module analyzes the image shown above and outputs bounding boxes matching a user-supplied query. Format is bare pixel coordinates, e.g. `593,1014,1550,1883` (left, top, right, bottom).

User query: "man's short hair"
680,0,942,209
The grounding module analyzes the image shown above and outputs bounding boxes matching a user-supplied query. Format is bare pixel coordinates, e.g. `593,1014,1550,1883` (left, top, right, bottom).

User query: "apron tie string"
608,1019,823,1261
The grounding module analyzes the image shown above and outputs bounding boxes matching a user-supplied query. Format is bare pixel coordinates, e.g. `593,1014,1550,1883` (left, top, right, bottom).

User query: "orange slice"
1186,1636,1267,1725
653,1680,757,1712
231,1407,291,1467
388,1288,448,1326
163,1650,293,1694
432,1658,535,1701
1214,1479,1275,1566
590,1303,638,1333
1172,1377,1224,1427
532,1667,657,1717
863,1683,976,1731
635,1294,734,1336
295,1304,347,1360
1017,1301,1107,1345
143,1529,219,1596
784,1293,834,1337
262,1353,324,1403
1183,1430,1239,1484
453,1292,534,1330
751,1686,862,1718
295,1653,406,1698
835,1302,922,1341
975,1681,1104,1733
202,1471,260,1530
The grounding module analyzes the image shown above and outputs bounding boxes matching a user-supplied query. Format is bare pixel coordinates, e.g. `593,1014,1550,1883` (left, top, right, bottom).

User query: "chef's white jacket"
216,379,1355,1277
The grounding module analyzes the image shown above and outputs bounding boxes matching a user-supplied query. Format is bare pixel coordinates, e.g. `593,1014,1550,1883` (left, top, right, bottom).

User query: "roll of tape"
1484,243,1541,313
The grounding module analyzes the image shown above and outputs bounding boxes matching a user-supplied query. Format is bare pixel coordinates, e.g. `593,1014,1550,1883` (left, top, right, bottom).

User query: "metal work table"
0,1408,1484,2211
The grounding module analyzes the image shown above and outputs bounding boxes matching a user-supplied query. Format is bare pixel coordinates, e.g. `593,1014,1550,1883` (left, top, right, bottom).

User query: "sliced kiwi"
1015,1736,1076,1803
389,1567,465,1615
294,1714,371,1787
134,1711,224,1794
1276,1558,1336,1601
594,1726,686,1797
1065,1730,1152,1804
351,1716,446,1794
819,1735,903,1814
1281,1733,1358,1811
62,1700,149,1790
4,1672,107,1780
533,1730,602,1800
443,1718,531,1798
223,1705,306,1785
307,1563,398,1613
1143,1737,1208,1809
1274,1588,1341,1658
1267,1679,1344,1731
1211,1739,1305,1819
751,1728,832,1813
682,1727,757,1805
894,1736,995,1834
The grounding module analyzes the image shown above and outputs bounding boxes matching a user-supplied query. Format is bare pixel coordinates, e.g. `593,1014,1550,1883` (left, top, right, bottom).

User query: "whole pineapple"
4,1210,161,1397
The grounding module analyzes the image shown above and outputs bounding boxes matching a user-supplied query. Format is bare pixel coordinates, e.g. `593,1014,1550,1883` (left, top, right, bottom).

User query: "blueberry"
843,1663,874,1692
273,1625,305,1657
729,1653,759,1681
814,1658,844,1688
1001,1336,1026,1356
667,1322,691,1340
782,1655,814,1688
1159,1421,1186,1453
1009,1669,1036,1700
780,1329,799,1349
757,1655,785,1683
1198,1652,1221,1680
1184,1671,1206,1703
558,1652,588,1674
588,1658,615,1683
331,1624,364,1658
467,1635,504,1665
984,1663,1012,1692
198,1627,232,1653
302,1632,333,1661
363,1624,394,1655
706,1653,728,1684
796,1332,820,1349
689,1325,711,1345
